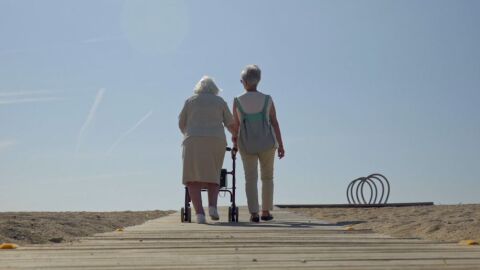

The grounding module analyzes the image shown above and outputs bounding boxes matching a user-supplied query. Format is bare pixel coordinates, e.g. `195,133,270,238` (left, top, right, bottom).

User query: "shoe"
250,214,260,223
209,206,219,221
261,214,274,221
196,214,206,224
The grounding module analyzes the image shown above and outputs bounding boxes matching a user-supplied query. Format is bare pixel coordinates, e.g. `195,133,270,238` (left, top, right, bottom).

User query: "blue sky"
1,0,479,211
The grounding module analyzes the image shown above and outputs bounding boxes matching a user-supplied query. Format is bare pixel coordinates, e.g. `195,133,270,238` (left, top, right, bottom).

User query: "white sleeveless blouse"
236,91,278,147
236,91,273,122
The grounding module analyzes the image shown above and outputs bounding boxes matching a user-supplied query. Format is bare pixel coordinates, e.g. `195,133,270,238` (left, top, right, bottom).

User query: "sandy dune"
290,204,480,242
3,205,478,246
0,210,173,245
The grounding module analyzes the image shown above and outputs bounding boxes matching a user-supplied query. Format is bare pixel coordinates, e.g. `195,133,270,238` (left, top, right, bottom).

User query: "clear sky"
1,0,479,211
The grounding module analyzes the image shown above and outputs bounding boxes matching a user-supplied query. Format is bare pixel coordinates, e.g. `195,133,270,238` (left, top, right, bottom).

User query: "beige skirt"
182,136,226,185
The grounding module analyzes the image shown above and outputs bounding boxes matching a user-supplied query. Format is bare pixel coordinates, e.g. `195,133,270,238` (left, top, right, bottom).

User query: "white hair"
241,64,261,86
194,76,220,95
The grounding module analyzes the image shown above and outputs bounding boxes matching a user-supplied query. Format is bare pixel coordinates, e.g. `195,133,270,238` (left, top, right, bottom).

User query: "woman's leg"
187,182,204,215
207,183,220,220
206,183,220,207
240,149,260,215
259,148,276,216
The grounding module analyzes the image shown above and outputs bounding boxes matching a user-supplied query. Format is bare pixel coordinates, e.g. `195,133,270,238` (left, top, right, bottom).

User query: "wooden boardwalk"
1,207,479,269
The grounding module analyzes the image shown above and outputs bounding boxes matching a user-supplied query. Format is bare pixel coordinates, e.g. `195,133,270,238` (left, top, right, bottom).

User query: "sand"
0,210,174,245
3,205,478,246
290,204,480,243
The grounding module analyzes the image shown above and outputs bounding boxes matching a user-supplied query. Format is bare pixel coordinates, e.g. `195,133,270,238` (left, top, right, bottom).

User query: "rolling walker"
180,147,239,223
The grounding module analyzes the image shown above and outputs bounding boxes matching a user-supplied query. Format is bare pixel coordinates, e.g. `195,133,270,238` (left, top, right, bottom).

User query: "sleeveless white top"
236,91,273,122
236,91,278,147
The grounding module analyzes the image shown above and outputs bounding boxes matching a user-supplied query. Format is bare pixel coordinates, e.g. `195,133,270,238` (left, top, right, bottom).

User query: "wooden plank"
0,206,478,270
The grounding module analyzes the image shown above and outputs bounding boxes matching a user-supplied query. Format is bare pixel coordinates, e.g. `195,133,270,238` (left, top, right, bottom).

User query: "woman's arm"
222,101,236,136
270,102,285,159
178,101,188,135
231,101,240,148
225,121,236,136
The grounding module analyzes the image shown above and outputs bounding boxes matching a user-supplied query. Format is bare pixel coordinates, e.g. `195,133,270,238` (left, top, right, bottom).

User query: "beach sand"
3,205,479,246
0,210,173,245
290,204,480,242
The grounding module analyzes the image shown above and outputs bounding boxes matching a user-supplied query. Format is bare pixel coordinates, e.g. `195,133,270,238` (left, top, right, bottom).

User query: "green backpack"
235,95,276,154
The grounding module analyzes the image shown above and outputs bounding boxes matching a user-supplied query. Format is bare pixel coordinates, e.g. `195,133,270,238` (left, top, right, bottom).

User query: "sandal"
261,214,274,221
250,214,260,223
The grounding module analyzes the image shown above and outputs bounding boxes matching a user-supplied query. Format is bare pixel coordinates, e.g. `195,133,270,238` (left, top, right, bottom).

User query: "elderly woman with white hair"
179,76,235,224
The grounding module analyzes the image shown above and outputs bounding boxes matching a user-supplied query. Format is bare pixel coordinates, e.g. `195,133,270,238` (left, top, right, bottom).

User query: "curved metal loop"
369,173,390,204
347,177,364,205
367,175,387,204
346,173,390,205
363,178,377,204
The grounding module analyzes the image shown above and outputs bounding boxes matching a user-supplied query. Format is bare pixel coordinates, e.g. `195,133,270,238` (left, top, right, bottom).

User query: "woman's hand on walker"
278,145,285,159
231,145,238,157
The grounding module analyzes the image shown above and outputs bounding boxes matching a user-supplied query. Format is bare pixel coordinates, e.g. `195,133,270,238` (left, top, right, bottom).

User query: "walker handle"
226,147,238,158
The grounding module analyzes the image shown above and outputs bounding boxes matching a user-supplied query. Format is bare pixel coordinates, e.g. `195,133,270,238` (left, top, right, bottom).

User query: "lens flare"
121,0,189,54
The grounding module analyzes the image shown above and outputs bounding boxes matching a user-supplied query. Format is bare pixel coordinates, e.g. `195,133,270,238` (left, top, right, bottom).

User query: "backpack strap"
234,97,246,115
261,95,271,115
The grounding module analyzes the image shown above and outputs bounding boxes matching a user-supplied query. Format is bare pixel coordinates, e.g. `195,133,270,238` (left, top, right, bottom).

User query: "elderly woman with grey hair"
179,76,235,224
232,64,285,222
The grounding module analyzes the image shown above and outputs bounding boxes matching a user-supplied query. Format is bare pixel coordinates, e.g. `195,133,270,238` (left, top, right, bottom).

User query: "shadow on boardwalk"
208,220,366,229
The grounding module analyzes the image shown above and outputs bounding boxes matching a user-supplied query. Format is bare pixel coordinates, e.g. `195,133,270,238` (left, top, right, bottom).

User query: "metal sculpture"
346,173,390,205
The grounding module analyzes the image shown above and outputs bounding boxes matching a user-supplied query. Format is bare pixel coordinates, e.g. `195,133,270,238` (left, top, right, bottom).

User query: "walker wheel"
234,206,239,222
228,206,239,222
186,207,192,223
181,207,192,223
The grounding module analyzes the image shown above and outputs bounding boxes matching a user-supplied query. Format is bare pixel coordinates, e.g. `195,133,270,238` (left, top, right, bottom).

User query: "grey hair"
193,76,220,95
241,64,261,86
